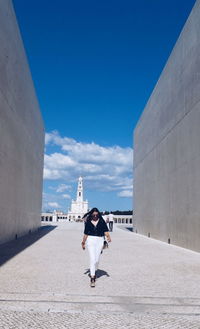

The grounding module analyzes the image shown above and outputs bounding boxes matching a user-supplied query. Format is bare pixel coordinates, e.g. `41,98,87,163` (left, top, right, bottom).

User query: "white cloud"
44,153,76,169
62,194,71,199
47,202,61,208
56,184,71,193
44,130,133,196
117,190,133,198
43,168,62,180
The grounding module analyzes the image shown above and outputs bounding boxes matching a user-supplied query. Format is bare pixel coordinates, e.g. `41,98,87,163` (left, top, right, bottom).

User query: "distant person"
81,207,111,288
108,213,114,232
102,214,108,222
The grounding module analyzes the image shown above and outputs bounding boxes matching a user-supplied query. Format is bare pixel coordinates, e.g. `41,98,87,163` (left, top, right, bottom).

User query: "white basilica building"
41,177,133,225
67,176,89,221
41,177,89,222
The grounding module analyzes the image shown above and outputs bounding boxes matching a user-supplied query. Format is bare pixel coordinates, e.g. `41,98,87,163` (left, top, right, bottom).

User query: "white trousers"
86,236,104,277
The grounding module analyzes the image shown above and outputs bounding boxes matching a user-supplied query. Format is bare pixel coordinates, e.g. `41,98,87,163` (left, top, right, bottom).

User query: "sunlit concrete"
134,0,200,251
0,0,44,244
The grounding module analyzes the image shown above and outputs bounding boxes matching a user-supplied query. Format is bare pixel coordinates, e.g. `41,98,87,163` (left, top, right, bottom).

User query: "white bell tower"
68,176,89,221
76,176,83,203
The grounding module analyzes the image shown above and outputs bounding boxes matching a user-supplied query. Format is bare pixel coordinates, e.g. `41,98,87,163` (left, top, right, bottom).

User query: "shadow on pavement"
84,268,110,278
126,227,133,232
96,269,110,278
0,225,57,267
117,225,133,232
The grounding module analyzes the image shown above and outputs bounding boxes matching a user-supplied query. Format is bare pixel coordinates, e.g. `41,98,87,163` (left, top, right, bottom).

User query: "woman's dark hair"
82,211,90,219
85,207,103,221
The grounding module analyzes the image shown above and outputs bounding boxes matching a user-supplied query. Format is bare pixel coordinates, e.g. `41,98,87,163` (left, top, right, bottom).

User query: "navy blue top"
84,218,109,237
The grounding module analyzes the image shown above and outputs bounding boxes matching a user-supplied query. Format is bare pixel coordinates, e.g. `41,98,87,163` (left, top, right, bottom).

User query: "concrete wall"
134,0,200,252
0,1,44,244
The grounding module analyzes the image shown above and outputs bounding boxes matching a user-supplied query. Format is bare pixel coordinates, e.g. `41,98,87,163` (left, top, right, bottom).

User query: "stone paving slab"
0,310,200,329
1,292,200,315
0,222,200,328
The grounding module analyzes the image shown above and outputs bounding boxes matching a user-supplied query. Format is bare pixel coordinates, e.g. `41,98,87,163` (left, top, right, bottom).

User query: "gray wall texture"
134,0,200,252
0,1,44,244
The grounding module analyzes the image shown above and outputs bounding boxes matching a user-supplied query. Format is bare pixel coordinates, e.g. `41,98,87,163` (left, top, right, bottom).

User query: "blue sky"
13,0,196,212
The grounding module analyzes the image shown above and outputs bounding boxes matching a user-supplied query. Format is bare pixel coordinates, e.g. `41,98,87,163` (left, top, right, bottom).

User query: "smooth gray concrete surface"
0,1,44,244
134,0,200,251
0,222,200,328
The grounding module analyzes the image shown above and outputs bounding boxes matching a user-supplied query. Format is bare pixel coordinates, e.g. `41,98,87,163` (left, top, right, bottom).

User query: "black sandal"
90,276,96,288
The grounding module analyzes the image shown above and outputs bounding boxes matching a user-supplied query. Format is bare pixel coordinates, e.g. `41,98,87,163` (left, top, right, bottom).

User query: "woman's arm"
81,234,88,249
104,231,111,243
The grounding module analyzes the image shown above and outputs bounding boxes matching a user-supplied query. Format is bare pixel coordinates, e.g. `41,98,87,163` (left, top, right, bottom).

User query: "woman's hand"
105,232,111,243
81,234,88,249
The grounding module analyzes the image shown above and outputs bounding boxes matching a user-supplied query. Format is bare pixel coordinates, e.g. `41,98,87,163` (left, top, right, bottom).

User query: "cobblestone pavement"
0,310,200,329
0,222,200,328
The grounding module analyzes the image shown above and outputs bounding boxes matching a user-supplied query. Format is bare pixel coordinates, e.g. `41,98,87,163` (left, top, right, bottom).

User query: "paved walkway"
0,222,200,328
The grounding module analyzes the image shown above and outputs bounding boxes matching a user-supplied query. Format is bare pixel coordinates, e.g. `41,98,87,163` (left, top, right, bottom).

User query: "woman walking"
81,208,111,287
